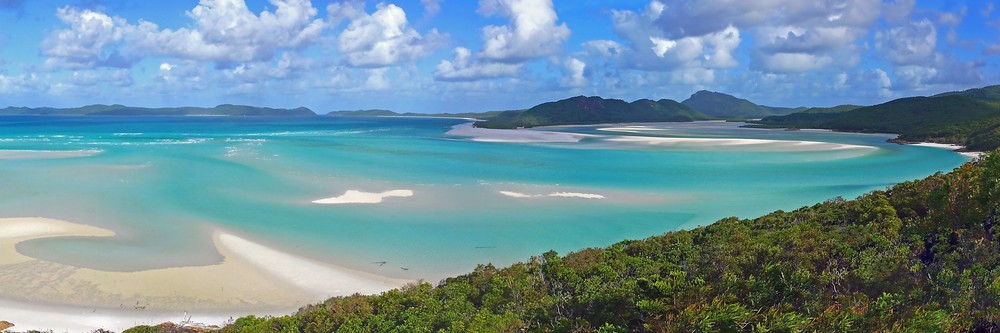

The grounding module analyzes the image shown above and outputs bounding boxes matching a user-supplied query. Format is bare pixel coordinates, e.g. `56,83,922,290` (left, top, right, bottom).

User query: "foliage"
157,150,1000,332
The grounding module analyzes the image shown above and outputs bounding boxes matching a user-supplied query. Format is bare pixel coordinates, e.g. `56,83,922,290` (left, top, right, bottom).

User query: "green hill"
129,151,1000,332
474,96,711,129
0,104,316,116
755,88,1000,150
680,90,800,119
934,85,1000,101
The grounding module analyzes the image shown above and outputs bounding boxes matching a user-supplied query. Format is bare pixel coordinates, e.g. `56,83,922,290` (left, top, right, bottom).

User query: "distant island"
473,96,712,129
753,85,1000,151
0,104,316,116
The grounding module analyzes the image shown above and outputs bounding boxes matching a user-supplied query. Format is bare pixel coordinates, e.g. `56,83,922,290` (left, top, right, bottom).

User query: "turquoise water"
0,116,969,281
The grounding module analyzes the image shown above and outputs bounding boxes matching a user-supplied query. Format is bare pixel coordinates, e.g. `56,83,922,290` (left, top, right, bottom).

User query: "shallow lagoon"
0,116,969,283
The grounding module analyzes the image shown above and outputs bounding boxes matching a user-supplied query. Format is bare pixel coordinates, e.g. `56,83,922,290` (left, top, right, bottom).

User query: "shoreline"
0,217,410,331
907,142,983,159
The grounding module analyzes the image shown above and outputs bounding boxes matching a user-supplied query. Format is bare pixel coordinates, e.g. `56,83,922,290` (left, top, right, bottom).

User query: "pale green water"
0,116,969,281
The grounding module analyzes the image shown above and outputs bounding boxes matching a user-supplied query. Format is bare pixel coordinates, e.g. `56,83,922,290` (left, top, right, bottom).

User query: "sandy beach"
445,123,587,143
910,142,984,159
0,217,409,331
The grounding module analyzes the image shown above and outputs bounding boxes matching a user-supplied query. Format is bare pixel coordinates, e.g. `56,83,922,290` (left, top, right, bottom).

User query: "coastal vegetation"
474,96,711,129
119,150,1000,332
0,104,316,116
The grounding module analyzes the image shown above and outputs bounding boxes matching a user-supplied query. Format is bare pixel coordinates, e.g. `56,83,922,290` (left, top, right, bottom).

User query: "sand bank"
605,136,874,151
313,189,414,204
0,149,101,159
0,217,409,331
499,191,605,199
445,123,586,143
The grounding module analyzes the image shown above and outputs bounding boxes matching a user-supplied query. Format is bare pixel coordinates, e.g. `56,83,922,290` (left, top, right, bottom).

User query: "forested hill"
754,85,1000,151
474,96,711,129
0,104,316,116
126,151,1000,332
680,90,804,119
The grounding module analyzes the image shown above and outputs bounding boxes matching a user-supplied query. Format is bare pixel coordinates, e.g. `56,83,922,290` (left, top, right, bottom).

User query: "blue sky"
0,0,996,113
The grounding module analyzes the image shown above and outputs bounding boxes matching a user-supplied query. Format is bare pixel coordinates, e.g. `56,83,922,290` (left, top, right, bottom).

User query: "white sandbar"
548,192,606,199
313,189,414,204
0,149,102,159
499,191,606,199
446,123,586,143
0,217,410,331
605,136,874,151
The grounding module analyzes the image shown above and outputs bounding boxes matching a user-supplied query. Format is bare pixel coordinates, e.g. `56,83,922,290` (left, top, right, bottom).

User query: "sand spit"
312,189,414,204
910,142,983,159
0,217,409,331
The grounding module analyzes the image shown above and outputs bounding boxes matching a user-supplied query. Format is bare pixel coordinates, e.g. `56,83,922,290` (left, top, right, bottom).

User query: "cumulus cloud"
336,3,445,67
0,72,42,95
477,0,570,62
433,0,568,82
595,0,879,76
874,19,981,91
876,19,937,66
605,2,741,75
41,7,130,69
42,0,325,68
434,47,522,81
560,57,587,87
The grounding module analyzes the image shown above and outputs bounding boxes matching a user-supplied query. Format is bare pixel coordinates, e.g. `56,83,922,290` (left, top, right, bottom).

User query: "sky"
0,0,996,113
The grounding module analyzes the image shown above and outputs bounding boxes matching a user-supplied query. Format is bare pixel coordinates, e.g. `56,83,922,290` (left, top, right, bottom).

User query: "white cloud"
0,72,42,95
42,0,325,68
937,6,967,26
337,3,445,67
477,0,570,62
756,53,833,73
41,7,129,69
876,19,937,66
607,4,741,72
581,40,624,59
434,47,522,81
560,57,587,87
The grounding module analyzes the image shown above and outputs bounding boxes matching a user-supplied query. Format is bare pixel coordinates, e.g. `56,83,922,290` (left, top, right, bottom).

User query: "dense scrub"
153,151,1000,332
